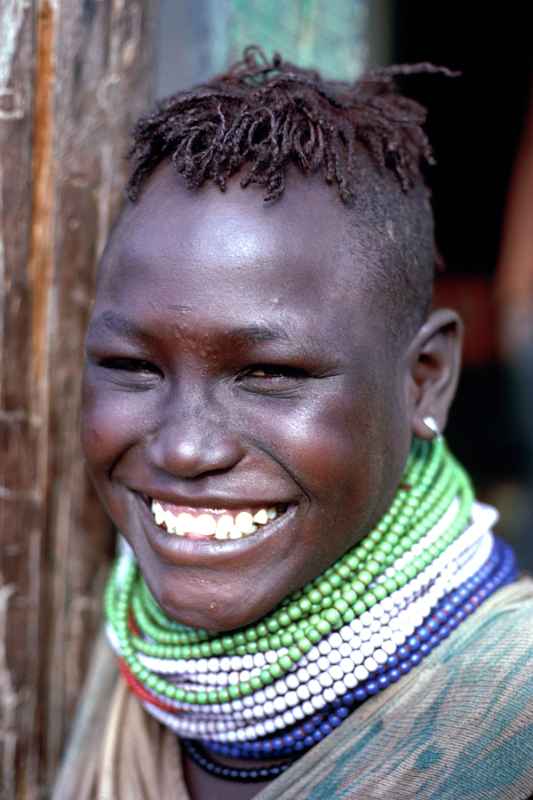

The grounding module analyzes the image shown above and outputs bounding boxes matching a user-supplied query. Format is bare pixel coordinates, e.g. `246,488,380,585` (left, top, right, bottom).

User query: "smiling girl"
68,49,533,800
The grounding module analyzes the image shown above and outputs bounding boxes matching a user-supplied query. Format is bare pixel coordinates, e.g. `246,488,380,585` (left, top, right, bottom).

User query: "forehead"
96,165,388,349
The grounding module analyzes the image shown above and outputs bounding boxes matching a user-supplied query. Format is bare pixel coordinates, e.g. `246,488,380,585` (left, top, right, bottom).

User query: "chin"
151,567,275,634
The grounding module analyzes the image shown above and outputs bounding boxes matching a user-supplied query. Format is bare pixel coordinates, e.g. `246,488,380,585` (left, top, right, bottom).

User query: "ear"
406,308,463,440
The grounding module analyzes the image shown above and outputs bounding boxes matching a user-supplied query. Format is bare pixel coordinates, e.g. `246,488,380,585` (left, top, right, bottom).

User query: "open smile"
146,498,288,541
135,492,294,550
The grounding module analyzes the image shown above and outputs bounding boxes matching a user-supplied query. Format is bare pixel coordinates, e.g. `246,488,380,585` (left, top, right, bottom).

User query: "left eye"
239,365,308,382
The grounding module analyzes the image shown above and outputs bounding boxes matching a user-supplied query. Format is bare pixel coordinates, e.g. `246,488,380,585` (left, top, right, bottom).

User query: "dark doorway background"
393,3,531,279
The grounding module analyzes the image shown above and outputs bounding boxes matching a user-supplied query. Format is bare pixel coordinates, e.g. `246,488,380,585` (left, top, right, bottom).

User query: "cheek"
281,377,406,528
283,387,379,495
80,374,148,472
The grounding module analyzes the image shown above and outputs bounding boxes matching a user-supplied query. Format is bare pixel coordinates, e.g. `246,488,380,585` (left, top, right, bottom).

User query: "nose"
147,393,244,480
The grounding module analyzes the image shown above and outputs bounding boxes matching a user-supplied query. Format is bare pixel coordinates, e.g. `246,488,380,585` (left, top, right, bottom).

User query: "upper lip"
132,489,291,510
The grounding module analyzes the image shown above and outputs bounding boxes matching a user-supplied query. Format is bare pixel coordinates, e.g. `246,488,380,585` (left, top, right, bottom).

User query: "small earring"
423,416,440,438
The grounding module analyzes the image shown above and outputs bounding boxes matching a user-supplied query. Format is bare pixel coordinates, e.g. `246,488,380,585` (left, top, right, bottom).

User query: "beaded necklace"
179,535,515,783
105,437,516,782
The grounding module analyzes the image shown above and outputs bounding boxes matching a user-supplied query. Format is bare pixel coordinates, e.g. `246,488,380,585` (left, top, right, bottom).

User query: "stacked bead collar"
180,535,515,782
105,437,516,782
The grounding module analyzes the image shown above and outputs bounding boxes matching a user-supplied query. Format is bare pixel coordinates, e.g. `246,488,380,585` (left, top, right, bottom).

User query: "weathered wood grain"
0,1,157,796
1,4,40,796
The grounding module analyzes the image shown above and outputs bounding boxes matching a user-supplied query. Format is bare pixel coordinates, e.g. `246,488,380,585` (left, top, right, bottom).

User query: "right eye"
99,357,162,376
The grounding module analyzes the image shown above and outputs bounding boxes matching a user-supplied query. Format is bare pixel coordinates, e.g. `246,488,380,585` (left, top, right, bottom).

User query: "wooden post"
0,1,157,796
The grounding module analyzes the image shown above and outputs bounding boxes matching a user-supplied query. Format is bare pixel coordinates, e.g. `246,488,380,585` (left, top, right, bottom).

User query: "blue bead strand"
181,738,290,782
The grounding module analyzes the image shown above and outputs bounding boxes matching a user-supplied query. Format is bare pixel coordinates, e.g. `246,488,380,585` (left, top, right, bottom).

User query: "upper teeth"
150,501,280,539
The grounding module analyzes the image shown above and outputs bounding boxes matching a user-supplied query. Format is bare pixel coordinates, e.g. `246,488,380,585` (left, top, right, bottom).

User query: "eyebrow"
87,311,147,341
87,311,291,346
228,324,290,345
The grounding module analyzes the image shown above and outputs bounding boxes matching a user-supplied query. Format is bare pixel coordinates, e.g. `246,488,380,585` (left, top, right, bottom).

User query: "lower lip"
135,493,297,564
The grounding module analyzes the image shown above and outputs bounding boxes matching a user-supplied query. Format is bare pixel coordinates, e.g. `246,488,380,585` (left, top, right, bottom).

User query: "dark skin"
81,162,462,800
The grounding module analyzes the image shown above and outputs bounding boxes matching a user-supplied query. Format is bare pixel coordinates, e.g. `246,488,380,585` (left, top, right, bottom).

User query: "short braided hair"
127,46,454,205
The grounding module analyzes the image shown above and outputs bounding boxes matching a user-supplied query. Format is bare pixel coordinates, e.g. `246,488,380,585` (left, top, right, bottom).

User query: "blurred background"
1,1,531,796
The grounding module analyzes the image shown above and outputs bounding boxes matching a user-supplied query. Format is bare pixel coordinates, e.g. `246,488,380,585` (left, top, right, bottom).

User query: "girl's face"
81,164,415,632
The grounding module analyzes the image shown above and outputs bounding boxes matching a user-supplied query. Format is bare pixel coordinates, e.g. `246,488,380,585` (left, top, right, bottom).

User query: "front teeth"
150,501,280,540
234,511,256,534
195,514,217,536
214,514,234,540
